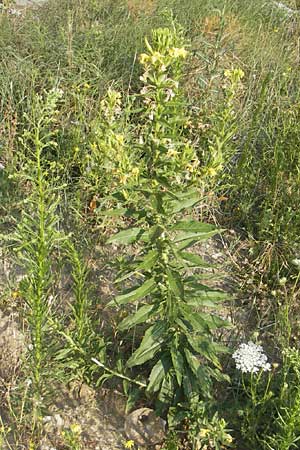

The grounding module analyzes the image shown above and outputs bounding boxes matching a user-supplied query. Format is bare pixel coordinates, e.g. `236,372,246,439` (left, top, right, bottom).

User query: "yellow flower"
139,53,149,64
70,423,82,434
151,51,163,64
224,68,244,80
131,167,139,176
124,440,135,449
166,148,178,158
199,428,210,438
119,174,128,184
169,47,188,58
207,167,217,177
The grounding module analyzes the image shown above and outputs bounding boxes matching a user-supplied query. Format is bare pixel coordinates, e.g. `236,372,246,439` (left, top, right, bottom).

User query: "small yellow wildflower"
90,142,97,151
124,439,135,449
70,423,82,434
119,174,128,185
166,148,178,158
169,47,188,58
151,51,163,64
12,291,20,299
131,167,139,176
28,441,35,450
199,428,210,438
84,83,90,89
139,53,149,65
225,433,233,443
224,68,244,80
207,167,217,177
116,134,125,145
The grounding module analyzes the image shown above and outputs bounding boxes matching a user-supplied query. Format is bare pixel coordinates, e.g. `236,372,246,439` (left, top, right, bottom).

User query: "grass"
1,0,300,449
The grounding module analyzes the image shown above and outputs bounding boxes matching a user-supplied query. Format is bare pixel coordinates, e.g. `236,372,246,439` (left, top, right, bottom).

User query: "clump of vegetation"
1,0,300,449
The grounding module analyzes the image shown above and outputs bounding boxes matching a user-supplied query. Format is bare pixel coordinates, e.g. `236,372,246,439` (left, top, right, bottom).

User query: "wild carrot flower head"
233,341,271,374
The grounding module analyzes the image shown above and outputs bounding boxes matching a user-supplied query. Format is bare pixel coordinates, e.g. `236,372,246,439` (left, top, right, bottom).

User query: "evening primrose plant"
12,89,64,426
202,67,244,184
105,27,230,417
82,88,141,223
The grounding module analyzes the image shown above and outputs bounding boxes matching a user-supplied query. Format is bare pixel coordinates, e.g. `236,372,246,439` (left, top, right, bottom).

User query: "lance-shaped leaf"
179,304,210,334
173,228,221,244
107,227,144,245
198,312,232,329
115,250,159,283
172,220,216,232
169,189,200,213
108,278,156,306
127,321,167,368
171,342,185,386
186,334,222,369
178,251,211,268
137,250,159,271
182,366,201,403
147,354,172,394
185,281,230,306
167,268,184,298
184,347,202,376
158,371,176,404
118,304,157,331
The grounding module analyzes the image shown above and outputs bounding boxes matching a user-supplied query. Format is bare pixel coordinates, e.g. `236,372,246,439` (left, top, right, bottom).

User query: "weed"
105,26,230,418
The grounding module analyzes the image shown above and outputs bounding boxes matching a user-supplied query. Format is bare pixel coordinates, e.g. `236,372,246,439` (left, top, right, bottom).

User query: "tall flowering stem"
106,27,230,414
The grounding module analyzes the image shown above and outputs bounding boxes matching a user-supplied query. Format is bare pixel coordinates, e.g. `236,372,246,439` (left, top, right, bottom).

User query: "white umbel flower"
233,341,271,374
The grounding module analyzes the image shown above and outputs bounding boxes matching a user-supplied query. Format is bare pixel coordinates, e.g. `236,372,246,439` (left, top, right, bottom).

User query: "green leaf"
179,304,210,333
137,250,159,271
115,250,158,282
171,342,185,386
173,229,221,244
169,189,200,213
147,354,171,394
184,347,202,376
179,251,211,268
118,304,157,331
185,281,230,306
186,334,222,369
127,321,167,368
199,313,232,329
158,371,175,404
109,278,156,306
182,367,201,404
148,225,164,243
107,227,144,245
167,268,184,298
172,221,216,233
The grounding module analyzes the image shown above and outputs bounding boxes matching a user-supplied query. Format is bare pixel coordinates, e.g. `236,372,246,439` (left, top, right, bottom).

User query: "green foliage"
11,89,64,423
62,423,82,450
54,241,106,382
1,0,300,448
184,402,233,450
263,349,300,450
106,26,230,415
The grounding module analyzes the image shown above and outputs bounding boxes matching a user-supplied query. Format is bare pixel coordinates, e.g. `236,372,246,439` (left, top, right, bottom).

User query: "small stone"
53,413,64,430
125,408,166,447
79,383,95,403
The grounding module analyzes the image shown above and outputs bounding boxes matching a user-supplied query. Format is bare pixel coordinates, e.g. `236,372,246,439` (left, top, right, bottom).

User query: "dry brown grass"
127,0,157,18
